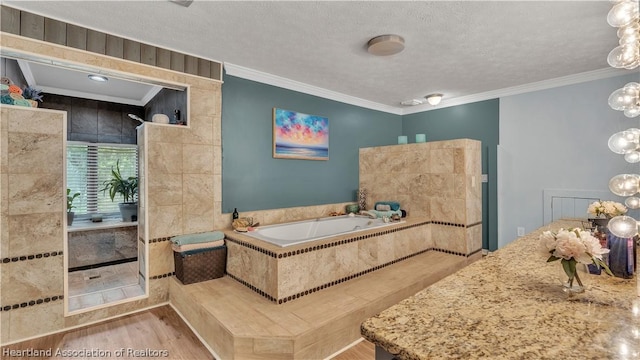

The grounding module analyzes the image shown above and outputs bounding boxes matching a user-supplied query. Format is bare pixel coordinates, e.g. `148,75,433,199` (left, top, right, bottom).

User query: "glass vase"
558,261,590,294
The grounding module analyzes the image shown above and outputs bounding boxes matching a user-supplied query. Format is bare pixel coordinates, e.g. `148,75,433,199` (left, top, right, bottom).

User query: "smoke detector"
401,99,424,106
170,0,194,7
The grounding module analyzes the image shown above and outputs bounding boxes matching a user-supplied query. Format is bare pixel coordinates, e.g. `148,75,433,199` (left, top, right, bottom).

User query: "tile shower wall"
0,32,222,344
41,94,144,144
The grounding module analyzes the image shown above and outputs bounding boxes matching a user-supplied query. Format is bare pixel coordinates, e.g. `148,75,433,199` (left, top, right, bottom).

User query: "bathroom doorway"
65,140,142,312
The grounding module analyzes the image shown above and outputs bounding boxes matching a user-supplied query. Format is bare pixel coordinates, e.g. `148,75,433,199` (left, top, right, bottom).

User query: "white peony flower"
582,233,610,261
553,229,592,264
539,230,557,254
588,200,627,217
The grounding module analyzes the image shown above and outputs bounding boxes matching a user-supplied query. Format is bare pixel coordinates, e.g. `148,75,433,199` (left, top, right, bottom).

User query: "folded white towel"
376,204,391,211
172,239,225,253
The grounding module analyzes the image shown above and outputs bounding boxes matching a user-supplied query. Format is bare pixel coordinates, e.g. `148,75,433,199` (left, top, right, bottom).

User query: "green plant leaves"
561,258,577,280
100,160,138,203
66,188,80,212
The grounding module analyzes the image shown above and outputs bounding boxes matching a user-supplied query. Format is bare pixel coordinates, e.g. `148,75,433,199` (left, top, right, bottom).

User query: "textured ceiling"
4,1,623,110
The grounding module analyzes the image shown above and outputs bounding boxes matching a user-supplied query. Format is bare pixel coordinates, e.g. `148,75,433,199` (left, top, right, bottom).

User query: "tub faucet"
360,211,377,219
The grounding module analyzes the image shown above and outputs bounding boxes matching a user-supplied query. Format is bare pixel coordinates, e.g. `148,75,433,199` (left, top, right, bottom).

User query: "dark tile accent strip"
467,248,483,257
150,272,175,280
226,273,277,302
149,237,172,243
1,295,63,312
466,221,483,228
1,251,63,264
431,248,467,257
224,237,279,258
225,221,432,259
69,257,137,272
431,221,466,228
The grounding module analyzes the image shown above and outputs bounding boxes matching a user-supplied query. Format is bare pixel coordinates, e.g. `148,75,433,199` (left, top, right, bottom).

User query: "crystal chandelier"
607,0,640,69
607,1,640,238
609,82,640,117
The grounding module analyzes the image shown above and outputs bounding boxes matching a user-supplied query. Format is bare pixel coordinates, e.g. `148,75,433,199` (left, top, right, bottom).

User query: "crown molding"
401,68,633,115
223,63,403,115
225,63,633,117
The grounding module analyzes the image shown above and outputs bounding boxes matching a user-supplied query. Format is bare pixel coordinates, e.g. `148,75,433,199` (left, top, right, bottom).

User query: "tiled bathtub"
224,217,482,303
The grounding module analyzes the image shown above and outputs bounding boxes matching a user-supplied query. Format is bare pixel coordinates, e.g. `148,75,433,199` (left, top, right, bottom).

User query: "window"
67,142,138,218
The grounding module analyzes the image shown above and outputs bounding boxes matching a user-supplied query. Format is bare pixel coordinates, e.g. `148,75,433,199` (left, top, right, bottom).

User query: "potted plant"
67,188,80,225
101,160,138,222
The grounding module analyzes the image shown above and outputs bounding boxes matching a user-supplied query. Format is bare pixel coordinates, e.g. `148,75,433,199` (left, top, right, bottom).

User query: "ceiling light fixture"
606,0,639,69
87,74,108,82
425,93,443,106
609,81,640,117
367,35,405,56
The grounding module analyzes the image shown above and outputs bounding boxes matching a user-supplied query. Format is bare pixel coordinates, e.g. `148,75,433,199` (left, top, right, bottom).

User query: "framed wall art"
273,108,329,160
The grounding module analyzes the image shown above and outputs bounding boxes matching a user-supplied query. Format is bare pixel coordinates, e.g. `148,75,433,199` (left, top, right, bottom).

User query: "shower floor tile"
68,261,142,312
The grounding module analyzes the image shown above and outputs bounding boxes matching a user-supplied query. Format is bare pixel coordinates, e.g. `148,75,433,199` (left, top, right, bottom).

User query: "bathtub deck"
170,250,479,359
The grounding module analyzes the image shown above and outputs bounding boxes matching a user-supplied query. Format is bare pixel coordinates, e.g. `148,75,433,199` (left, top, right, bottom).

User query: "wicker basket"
173,245,226,285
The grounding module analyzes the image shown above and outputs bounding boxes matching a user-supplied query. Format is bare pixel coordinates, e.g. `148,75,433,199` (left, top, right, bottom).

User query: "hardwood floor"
2,306,213,360
2,305,374,360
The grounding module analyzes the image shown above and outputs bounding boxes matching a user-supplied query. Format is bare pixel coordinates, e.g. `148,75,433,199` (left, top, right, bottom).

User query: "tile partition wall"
0,32,222,344
359,139,483,256
0,107,66,342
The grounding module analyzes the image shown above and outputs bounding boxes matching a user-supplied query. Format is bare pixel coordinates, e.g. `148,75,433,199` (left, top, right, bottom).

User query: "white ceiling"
4,1,631,113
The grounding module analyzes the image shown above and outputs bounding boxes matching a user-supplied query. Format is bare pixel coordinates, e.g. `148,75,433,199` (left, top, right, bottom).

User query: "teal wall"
221,74,402,213
222,75,499,250
402,99,499,250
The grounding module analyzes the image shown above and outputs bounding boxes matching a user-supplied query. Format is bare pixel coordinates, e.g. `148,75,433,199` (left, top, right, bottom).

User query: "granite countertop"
361,219,639,359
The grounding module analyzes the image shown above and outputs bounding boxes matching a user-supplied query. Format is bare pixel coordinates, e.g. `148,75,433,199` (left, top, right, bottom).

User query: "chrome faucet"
360,211,377,219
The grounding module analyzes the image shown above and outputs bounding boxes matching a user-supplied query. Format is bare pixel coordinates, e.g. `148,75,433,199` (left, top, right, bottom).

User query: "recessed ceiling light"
425,93,443,106
367,35,405,56
88,74,108,82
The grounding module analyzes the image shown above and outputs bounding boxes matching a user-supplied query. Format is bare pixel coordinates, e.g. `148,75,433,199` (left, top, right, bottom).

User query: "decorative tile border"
431,220,466,228
466,248,483,257
226,219,484,259
149,237,172,243
226,273,277,302
1,295,63,312
150,272,175,280
467,221,483,228
226,221,431,259
1,251,63,264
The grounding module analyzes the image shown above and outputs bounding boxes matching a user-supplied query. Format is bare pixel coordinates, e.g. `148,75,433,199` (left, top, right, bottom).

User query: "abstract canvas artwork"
273,108,329,160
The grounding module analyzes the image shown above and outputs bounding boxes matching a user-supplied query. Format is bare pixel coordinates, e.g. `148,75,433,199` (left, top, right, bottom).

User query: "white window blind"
67,142,138,217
